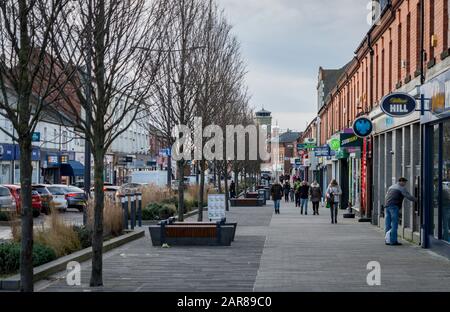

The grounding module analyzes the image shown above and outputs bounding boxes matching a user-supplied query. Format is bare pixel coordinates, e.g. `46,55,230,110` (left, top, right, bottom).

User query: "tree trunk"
177,160,185,221
19,137,33,292
213,161,217,188
217,166,222,193
198,159,206,222
234,168,239,196
90,152,105,287
224,165,229,211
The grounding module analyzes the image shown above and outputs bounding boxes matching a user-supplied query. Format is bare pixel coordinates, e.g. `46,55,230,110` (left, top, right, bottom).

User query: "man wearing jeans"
271,179,283,214
384,177,417,246
299,181,310,215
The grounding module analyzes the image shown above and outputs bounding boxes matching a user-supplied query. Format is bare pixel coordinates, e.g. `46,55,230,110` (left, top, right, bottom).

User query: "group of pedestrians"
271,175,417,246
271,178,342,222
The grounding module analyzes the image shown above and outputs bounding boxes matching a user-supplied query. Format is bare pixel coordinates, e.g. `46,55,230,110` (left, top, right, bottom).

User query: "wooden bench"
172,222,237,242
245,192,259,199
148,220,236,246
230,198,264,207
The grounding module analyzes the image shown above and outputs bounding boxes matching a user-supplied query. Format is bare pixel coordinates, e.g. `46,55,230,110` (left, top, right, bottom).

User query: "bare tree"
0,0,73,292
148,0,207,221
51,0,170,286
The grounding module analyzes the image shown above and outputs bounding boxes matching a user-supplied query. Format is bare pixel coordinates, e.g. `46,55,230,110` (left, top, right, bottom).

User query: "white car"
46,185,68,212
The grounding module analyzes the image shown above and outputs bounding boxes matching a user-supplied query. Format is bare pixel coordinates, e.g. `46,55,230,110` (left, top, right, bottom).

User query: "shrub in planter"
32,208,41,218
142,203,176,220
0,242,56,275
0,211,10,222
33,212,81,257
73,226,92,249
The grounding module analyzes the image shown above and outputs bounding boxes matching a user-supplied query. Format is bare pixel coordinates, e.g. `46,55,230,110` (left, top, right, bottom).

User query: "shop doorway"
340,159,349,210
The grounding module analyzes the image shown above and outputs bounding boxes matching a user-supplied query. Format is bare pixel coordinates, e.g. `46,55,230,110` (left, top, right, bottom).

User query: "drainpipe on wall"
418,0,430,248
365,33,375,222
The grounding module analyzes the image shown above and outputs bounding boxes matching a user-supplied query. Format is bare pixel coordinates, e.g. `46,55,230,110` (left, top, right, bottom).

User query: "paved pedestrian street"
36,201,450,292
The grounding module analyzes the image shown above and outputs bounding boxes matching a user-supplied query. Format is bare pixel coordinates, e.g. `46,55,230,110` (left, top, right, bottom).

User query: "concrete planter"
148,224,235,247
0,229,145,291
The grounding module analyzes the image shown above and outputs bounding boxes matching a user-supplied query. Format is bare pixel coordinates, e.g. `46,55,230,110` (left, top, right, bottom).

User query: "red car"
3,184,42,214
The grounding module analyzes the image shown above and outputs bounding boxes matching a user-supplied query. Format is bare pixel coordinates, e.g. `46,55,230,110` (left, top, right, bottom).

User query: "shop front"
370,102,422,244
41,150,76,184
0,144,40,184
328,130,362,212
421,69,450,255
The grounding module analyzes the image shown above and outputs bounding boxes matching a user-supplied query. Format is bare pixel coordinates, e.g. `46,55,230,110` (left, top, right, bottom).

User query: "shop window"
442,121,450,242
432,124,440,239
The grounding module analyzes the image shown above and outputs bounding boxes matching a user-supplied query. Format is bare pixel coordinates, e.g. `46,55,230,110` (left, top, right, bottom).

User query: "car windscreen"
0,187,11,197
47,186,67,195
33,187,50,195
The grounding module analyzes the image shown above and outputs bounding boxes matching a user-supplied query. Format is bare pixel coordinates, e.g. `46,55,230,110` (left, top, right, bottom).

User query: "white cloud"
220,0,370,131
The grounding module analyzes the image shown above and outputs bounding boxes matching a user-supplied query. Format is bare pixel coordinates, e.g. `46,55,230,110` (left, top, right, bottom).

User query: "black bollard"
120,195,128,230
136,192,142,227
130,193,136,230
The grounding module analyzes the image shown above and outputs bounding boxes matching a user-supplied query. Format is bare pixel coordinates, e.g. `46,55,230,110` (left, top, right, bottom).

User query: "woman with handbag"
309,181,322,215
326,179,342,224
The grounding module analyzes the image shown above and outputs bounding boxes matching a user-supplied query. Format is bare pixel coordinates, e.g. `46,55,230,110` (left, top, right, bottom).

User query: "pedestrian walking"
299,181,310,215
289,187,295,202
229,180,236,199
294,179,301,207
384,177,417,246
326,180,342,224
309,180,322,215
271,179,283,214
283,181,291,202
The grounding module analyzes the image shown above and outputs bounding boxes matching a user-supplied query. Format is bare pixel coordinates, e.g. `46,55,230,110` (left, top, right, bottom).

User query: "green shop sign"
329,138,340,151
335,148,349,159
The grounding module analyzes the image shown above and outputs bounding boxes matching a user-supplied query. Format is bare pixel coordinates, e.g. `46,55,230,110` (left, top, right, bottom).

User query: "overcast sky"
220,0,371,132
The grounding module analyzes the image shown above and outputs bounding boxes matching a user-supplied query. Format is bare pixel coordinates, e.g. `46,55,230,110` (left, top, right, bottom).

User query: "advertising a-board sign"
207,194,226,221
380,92,416,117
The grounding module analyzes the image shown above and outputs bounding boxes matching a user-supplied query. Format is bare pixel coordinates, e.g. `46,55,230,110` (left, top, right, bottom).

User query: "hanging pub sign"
380,92,416,117
352,117,373,138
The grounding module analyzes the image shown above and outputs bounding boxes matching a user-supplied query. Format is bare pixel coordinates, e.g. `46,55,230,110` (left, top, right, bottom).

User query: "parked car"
90,185,121,202
62,185,87,212
3,184,42,215
0,185,16,213
118,182,147,195
32,184,53,214
45,185,68,212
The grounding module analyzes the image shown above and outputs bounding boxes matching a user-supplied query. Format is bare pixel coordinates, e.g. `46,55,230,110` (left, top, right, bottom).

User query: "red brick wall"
318,0,450,142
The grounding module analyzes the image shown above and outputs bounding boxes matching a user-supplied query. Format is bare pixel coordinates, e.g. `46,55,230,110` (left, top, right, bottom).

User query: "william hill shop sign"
380,92,416,117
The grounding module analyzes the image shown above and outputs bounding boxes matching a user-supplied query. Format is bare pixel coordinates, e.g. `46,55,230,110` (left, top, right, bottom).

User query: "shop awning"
60,160,85,177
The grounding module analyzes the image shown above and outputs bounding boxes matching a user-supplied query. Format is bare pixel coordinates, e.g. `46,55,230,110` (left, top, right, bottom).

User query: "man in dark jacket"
384,177,417,246
299,181,310,215
271,179,283,214
283,181,291,202
229,181,236,198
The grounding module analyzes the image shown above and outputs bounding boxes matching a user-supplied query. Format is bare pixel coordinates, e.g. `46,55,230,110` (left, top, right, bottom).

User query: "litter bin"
257,189,266,206
264,187,270,200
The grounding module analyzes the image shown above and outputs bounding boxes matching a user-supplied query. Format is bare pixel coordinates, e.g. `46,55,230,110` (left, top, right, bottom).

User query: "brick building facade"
303,0,450,253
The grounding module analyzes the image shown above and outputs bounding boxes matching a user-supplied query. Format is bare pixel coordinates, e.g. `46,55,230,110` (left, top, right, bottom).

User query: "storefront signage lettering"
340,133,363,148
31,132,40,142
380,92,416,117
314,145,331,157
